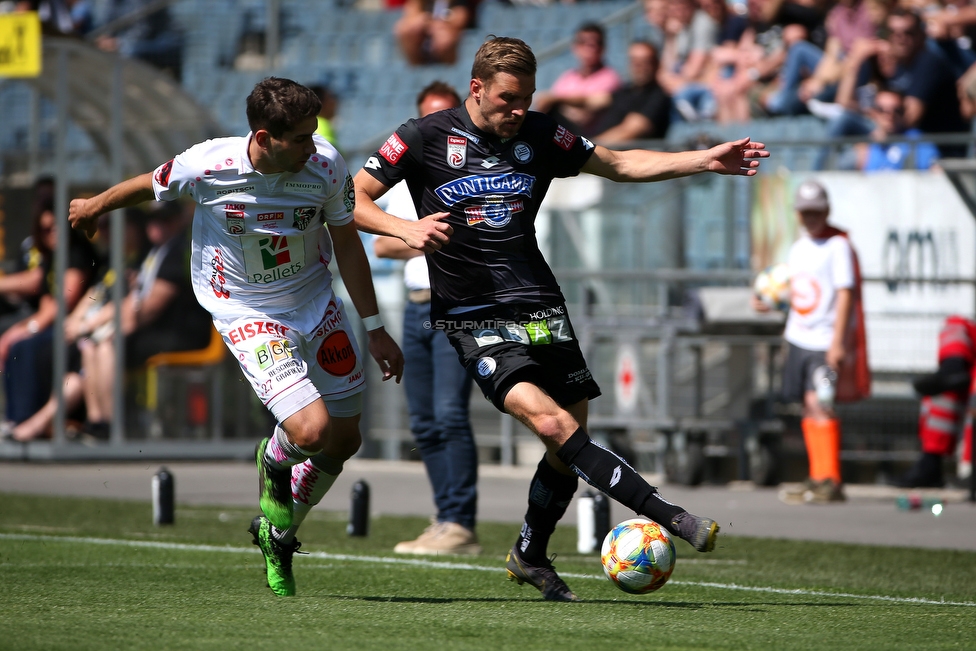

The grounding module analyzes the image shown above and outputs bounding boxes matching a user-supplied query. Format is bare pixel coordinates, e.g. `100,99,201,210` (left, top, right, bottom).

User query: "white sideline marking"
2,532,973,607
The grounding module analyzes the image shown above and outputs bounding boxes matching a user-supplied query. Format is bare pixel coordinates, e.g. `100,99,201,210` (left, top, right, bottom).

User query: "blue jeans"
5,327,53,424
766,40,823,116
403,299,478,529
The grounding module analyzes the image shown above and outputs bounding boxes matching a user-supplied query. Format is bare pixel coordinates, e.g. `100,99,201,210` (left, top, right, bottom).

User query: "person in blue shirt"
856,88,939,171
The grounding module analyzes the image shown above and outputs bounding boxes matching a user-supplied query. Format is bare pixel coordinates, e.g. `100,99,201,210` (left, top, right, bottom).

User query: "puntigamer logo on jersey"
292,207,317,230
434,173,535,206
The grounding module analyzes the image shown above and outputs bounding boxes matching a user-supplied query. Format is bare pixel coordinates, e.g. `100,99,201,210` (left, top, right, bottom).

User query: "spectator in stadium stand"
656,0,718,122
354,36,768,601
68,77,403,598
94,0,184,79
547,40,671,145
635,0,668,50
5,208,149,443
308,84,340,151
394,0,473,65
791,0,888,113
373,81,482,557
710,0,828,123
0,177,57,337
74,201,212,441
532,23,623,137
854,88,939,172
825,8,969,167
0,192,98,438
752,180,870,505
896,316,976,488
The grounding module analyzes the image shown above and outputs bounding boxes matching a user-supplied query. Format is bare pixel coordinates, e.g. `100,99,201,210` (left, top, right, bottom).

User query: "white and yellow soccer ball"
753,262,792,311
601,518,676,594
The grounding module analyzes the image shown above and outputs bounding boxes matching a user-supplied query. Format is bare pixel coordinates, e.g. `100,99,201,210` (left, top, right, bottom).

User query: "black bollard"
347,479,370,536
152,467,174,525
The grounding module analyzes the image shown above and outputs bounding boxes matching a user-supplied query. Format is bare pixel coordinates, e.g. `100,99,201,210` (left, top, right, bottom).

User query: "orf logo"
317,330,357,376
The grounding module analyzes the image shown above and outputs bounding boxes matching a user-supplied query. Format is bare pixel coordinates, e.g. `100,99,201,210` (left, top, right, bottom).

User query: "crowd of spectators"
0,182,212,444
524,0,976,169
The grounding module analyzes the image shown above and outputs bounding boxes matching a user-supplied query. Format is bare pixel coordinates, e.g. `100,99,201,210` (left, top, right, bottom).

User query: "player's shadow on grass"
327,595,862,607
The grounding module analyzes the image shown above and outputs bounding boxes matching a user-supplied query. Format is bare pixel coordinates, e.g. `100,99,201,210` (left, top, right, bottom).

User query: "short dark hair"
887,7,923,34
246,77,321,138
576,22,605,48
416,81,462,112
471,36,536,85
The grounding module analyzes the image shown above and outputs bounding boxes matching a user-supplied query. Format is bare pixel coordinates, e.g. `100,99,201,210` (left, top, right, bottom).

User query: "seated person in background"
533,23,622,136
593,41,672,143
308,83,340,149
80,201,212,436
6,209,149,442
0,176,58,334
656,0,718,122
94,0,184,78
855,88,939,171
394,0,472,65
543,41,671,145
0,194,98,432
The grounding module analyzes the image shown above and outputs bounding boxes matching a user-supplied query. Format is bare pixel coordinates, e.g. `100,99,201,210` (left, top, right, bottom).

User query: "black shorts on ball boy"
441,303,602,411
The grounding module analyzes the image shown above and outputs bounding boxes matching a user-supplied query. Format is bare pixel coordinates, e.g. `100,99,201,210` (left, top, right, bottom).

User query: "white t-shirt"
152,134,355,328
784,233,854,351
381,180,430,292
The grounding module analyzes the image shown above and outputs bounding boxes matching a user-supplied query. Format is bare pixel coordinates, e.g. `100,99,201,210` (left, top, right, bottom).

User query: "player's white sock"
274,453,344,544
264,424,315,471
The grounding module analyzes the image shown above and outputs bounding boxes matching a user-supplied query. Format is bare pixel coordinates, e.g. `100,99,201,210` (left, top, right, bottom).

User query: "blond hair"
471,36,536,84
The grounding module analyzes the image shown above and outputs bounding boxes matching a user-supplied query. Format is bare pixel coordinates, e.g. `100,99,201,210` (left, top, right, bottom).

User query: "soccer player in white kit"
69,77,404,597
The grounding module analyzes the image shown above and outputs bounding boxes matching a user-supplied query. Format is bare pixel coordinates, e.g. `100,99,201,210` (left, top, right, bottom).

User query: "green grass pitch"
1,492,975,650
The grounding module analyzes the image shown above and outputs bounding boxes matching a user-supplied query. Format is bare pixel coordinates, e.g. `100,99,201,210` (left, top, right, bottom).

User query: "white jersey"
152,133,355,326
784,232,854,351
380,180,430,291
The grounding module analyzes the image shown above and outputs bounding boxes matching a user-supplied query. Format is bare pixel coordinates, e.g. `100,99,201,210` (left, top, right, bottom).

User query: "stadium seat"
141,327,227,440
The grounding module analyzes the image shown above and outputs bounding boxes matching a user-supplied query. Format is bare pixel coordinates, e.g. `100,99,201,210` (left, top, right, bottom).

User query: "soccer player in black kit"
354,36,769,601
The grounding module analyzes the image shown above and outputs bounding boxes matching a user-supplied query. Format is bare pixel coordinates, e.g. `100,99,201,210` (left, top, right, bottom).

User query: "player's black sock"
556,428,684,528
515,454,578,565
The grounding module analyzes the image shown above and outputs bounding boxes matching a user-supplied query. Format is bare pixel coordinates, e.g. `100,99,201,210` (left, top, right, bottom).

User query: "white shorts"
214,295,365,423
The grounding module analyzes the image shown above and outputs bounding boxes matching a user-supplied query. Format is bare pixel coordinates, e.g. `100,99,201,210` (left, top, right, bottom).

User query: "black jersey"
364,105,595,318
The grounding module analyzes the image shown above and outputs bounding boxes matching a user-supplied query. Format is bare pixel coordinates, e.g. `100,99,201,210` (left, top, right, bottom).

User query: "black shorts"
441,303,602,412
781,342,827,403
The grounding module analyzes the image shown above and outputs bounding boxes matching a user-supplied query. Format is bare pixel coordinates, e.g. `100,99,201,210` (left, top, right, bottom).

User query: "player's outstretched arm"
68,173,156,238
581,137,769,183
353,170,452,253
329,220,404,383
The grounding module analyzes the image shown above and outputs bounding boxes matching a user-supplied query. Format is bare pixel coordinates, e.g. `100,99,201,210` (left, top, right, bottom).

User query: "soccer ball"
753,262,791,311
601,518,676,594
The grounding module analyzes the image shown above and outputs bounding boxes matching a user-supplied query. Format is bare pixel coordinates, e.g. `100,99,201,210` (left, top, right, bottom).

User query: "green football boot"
255,437,294,530
248,515,302,597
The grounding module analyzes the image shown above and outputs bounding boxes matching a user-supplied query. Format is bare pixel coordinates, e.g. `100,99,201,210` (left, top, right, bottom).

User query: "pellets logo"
259,235,291,269
254,339,293,371
292,207,317,230
154,159,174,186
317,330,357,376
